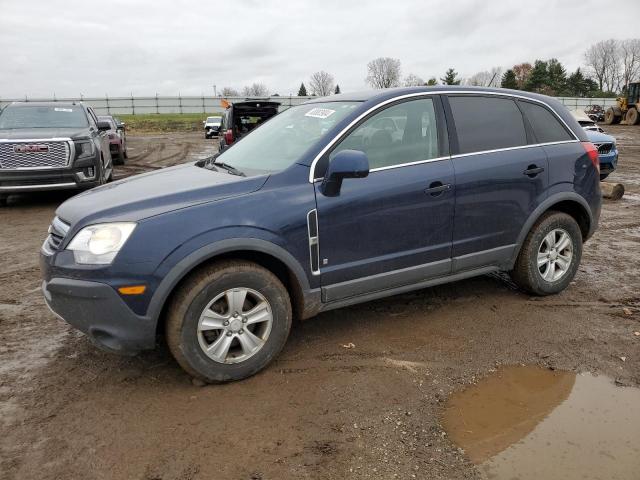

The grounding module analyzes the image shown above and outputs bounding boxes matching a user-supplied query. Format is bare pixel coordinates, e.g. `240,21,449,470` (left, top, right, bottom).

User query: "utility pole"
212,84,217,97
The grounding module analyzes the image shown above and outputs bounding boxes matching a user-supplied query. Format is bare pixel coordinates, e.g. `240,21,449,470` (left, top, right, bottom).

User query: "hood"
0,127,90,140
56,162,268,226
585,129,615,144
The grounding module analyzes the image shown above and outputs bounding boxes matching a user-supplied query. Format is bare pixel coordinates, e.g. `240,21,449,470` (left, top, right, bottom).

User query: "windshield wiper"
212,160,246,177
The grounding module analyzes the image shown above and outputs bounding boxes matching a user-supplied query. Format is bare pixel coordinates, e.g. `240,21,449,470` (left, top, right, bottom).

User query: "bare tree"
366,57,401,89
620,38,640,91
242,83,269,97
308,71,335,96
221,87,239,97
404,73,424,87
467,70,492,86
585,39,620,92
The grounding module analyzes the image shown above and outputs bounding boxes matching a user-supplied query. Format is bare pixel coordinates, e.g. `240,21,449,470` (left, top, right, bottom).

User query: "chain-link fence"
0,94,620,116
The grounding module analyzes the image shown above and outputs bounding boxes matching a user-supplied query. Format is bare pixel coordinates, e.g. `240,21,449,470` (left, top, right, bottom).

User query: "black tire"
604,107,621,125
626,107,639,125
166,260,292,383
600,173,609,181
510,212,583,296
115,147,125,165
0,195,7,207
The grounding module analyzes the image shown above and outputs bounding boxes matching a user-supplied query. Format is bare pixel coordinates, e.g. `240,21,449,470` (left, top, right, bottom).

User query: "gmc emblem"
14,144,49,154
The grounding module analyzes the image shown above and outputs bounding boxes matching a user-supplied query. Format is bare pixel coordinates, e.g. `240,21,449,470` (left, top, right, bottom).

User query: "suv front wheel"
166,260,292,383
510,211,583,295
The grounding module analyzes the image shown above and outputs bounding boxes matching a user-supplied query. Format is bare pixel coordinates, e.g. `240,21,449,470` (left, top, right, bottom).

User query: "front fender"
146,234,310,324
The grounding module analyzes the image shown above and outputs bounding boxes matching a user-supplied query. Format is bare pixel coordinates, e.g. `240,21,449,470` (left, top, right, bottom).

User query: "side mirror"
321,150,369,197
97,121,111,131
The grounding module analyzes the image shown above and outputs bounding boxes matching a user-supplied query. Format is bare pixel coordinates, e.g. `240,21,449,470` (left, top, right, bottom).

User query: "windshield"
207,117,221,123
0,105,89,129
216,102,359,174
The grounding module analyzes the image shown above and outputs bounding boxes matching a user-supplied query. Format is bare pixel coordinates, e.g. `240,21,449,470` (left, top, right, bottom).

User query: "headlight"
66,223,136,264
74,140,95,159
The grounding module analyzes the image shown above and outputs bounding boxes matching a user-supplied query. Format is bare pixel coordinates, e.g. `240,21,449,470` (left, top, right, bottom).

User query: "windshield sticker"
305,108,335,119
54,108,73,112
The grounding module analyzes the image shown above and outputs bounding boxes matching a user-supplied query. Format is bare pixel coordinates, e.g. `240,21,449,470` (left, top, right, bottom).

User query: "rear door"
313,96,455,302
446,94,549,271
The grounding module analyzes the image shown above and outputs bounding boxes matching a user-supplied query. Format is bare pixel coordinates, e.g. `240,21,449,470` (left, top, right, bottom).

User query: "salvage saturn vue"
40,86,601,383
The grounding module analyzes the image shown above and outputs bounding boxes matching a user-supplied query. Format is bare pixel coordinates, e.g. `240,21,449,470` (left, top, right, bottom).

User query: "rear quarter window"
518,101,574,143
448,96,527,154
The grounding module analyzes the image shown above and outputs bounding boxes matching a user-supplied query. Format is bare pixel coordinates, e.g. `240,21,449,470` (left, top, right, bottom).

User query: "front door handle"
523,165,545,177
425,181,451,197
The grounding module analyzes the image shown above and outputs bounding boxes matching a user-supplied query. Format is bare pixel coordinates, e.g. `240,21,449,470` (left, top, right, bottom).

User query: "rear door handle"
425,181,451,196
523,165,544,177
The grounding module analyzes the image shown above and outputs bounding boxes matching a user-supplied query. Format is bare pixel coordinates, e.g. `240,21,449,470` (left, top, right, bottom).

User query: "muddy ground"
1,129,639,480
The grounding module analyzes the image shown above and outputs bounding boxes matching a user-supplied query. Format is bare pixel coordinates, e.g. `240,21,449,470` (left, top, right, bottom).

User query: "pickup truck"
0,102,113,205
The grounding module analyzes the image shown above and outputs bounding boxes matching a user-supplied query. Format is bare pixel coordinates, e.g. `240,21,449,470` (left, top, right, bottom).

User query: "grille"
594,142,613,155
43,216,70,254
0,141,70,169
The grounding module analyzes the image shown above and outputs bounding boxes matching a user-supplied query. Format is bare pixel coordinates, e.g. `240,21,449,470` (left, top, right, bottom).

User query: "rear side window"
518,101,574,143
448,96,527,154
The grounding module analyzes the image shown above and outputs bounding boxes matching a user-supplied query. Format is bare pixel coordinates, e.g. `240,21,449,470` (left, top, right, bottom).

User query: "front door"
313,96,455,302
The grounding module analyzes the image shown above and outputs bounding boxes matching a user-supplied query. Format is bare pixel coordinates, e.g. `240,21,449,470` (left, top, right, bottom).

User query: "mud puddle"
442,365,640,479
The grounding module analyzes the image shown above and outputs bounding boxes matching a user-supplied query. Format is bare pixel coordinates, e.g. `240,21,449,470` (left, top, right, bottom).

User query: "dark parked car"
98,115,127,164
0,102,113,204
218,100,280,151
41,87,601,383
584,104,605,122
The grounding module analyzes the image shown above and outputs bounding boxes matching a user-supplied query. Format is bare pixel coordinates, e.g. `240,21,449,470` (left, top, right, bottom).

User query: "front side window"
329,98,439,170
518,101,574,144
0,105,89,129
216,102,359,174
448,96,527,154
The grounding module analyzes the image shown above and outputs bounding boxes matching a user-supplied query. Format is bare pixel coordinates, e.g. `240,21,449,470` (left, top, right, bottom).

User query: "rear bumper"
0,157,102,193
42,277,156,354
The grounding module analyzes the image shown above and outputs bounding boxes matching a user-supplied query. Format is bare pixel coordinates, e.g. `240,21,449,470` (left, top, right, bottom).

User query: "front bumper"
598,150,618,175
0,156,102,193
42,277,156,354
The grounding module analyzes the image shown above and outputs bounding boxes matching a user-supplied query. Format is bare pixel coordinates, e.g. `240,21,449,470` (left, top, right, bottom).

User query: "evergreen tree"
425,77,438,86
524,60,549,93
334,84,341,94
297,82,308,96
501,69,518,89
547,58,567,95
440,68,461,85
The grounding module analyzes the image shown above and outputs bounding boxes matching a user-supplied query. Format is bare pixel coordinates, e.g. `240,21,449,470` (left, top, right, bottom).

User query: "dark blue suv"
40,87,601,382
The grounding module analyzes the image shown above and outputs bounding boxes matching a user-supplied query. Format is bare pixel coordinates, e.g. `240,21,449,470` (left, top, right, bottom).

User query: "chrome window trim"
369,155,450,173
450,140,579,159
308,90,579,182
0,137,74,170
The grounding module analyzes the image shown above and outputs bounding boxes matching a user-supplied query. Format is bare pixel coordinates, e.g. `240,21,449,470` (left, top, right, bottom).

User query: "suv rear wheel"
166,260,292,383
510,212,583,295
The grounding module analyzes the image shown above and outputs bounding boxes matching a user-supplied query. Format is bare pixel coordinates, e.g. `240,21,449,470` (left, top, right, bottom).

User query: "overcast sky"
1,0,638,99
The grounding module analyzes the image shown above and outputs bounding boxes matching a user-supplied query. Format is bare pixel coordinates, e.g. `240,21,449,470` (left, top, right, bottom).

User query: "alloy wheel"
537,228,573,282
197,287,273,364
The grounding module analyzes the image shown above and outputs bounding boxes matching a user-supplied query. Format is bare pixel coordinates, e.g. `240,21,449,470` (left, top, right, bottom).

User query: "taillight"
224,129,234,145
582,141,599,173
